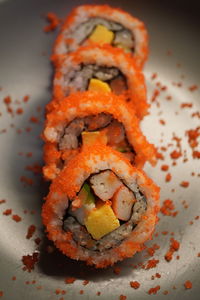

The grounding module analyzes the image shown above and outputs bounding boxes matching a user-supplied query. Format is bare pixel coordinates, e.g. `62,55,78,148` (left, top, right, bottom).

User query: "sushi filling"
64,64,127,95
63,170,147,252
59,113,135,163
67,17,135,53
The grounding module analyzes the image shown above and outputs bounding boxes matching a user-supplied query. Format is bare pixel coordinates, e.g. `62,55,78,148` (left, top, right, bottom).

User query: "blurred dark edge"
150,0,200,22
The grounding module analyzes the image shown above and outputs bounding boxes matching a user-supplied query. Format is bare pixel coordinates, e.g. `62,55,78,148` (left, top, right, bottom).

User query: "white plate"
0,0,200,299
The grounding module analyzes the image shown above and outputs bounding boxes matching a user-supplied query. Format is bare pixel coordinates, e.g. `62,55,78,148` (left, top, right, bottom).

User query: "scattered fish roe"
22,252,39,272
26,225,36,239
148,285,160,295
3,209,12,215
64,277,76,284
130,281,140,289
145,259,159,269
184,280,192,289
180,181,189,188
119,295,127,300
12,215,22,222
43,12,61,32
165,238,180,262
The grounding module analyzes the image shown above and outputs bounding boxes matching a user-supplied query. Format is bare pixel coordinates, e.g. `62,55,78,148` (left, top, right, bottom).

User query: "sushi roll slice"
53,5,148,68
51,45,148,119
42,144,160,268
43,91,156,180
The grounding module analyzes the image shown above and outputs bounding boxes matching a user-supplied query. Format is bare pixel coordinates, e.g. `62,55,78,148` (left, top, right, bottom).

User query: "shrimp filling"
63,170,147,252
58,113,135,166
67,17,135,53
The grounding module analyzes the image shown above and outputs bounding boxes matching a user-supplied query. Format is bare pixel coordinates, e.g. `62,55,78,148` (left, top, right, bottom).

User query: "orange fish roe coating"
184,280,192,289
42,145,159,268
53,5,148,68
43,91,156,180
51,45,148,119
130,281,140,289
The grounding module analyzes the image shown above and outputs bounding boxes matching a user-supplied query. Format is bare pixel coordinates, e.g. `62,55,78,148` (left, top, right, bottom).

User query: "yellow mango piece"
89,24,114,45
88,78,111,93
82,131,107,146
84,203,120,240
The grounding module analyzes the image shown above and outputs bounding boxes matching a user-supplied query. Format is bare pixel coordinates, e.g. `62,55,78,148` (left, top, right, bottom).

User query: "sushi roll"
51,45,148,119
53,5,148,68
43,91,156,180
42,144,160,268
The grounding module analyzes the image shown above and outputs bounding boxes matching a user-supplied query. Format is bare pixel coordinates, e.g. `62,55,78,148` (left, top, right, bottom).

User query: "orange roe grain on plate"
160,199,175,216
180,181,189,188
188,85,198,92
119,295,127,300
161,164,169,172
23,95,30,102
26,225,36,239
0,291,3,297
170,150,182,160
64,277,76,284
43,12,61,32
0,199,6,204
148,285,160,295
159,119,166,125
165,173,172,182
184,280,192,289
130,281,140,289
163,290,169,295
16,108,24,115
145,259,159,269
3,209,12,215
22,252,39,272
12,214,22,222
180,103,193,108
165,238,180,262
29,116,39,124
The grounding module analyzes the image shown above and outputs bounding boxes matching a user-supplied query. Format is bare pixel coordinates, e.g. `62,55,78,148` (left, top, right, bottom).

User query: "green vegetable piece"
116,147,127,153
82,183,95,205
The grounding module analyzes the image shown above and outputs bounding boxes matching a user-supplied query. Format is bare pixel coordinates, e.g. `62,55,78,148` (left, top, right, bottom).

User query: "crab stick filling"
63,170,146,251
58,113,135,164
74,18,135,53
65,64,127,96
